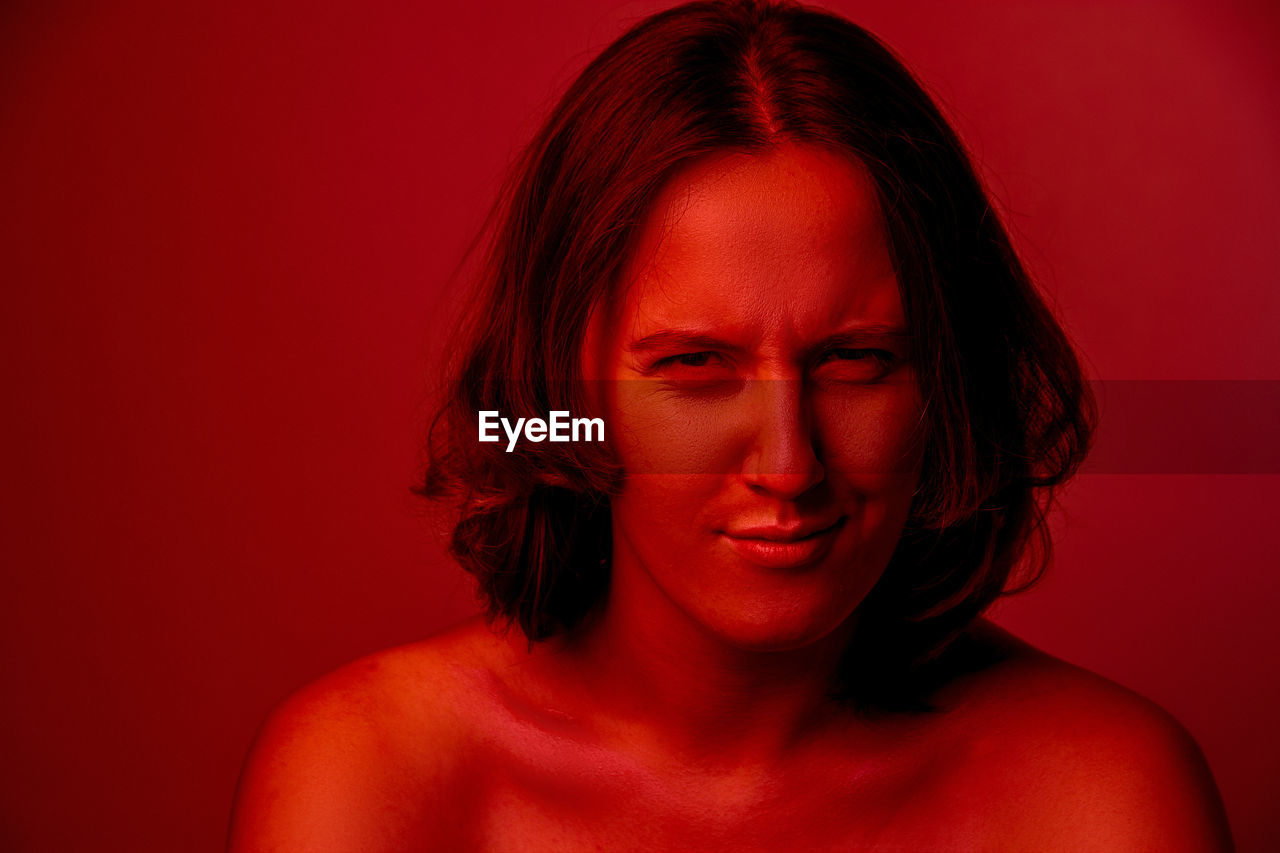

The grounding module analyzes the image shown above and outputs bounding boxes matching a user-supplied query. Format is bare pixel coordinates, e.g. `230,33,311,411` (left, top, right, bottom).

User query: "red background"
2,1,1276,850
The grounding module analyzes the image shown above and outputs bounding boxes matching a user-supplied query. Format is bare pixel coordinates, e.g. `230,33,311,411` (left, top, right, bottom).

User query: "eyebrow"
819,324,913,350
627,330,748,356
627,323,911,356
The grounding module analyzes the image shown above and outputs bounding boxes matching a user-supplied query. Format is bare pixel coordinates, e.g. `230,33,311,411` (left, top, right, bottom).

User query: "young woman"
229,2,1232,849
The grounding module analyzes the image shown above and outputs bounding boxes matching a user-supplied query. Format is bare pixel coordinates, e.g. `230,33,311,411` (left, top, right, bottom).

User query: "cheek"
609,474,723,563
605,383,754,475
814,381,925,480
818,385,924,570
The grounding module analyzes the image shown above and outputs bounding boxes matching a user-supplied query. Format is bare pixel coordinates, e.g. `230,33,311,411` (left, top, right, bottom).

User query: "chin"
703,551,888,655
697,594,862,654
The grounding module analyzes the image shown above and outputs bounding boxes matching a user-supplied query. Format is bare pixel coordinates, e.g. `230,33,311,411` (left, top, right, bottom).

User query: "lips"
720,517,846,569
724,518,844,541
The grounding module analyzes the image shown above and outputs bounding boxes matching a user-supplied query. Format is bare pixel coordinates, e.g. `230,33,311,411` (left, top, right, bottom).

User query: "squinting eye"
657,351,722,368
813,347,899,382
649,350,740,398
824,348,894,365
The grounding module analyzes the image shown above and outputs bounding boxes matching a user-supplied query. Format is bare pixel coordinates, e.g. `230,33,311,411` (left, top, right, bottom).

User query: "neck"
559,557,856,769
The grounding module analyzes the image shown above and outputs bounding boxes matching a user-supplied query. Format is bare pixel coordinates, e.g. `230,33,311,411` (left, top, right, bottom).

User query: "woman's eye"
827,348,892,363
648,351,741,397
815,348,898,380
656,351,724,369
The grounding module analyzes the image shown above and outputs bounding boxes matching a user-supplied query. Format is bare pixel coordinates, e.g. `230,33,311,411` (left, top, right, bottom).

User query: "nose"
741,378,825,500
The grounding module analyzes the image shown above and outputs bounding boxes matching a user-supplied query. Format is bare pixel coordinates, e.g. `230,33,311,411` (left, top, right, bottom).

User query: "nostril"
745,462,826,500
743,436,826,499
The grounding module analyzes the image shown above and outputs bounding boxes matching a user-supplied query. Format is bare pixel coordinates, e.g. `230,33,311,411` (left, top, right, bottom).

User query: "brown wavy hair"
420,0,1095,704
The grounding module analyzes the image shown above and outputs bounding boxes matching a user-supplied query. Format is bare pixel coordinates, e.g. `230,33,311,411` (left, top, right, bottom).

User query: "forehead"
611,143,901,342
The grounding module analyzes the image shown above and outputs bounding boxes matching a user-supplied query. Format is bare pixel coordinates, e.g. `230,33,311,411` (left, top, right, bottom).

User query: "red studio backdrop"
1,1,1276,850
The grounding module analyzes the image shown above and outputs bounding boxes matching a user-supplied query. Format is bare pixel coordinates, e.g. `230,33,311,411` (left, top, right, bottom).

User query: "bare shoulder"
227,616,506,853
937,621,1234,852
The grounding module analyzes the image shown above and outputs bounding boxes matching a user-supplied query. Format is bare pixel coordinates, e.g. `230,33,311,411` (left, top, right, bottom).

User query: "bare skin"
228,617,1232,851
229,146,1232,850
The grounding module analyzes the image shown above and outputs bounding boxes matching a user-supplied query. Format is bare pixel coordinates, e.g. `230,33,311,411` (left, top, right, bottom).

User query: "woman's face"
583,143,924,652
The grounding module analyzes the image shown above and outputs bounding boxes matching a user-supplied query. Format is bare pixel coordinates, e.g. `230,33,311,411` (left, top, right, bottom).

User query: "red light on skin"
720,516,847,571
581,142,923,652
